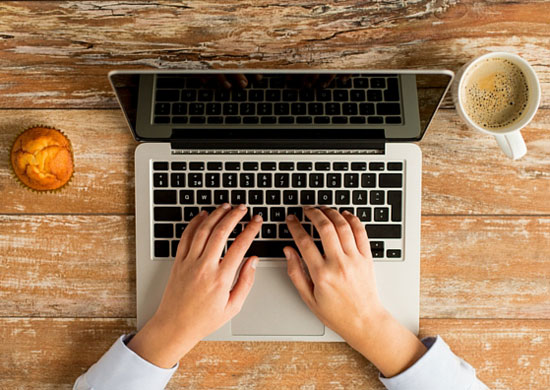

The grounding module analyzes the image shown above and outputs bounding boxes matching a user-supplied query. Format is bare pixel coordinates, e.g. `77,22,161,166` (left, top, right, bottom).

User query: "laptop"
109,70,453,341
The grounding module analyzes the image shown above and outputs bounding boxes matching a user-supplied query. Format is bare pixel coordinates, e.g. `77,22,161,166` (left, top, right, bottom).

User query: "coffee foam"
462,57,529,130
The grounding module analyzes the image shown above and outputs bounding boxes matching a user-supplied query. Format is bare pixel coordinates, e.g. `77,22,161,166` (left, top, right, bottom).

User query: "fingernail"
238,203,247,211
304,206,312,210
251,257,259,269
222,203,230,209
342,210,351,215
253,214,263,222
240,79,248,88
223,81,232,89
283,247,290,258
199,210,208,216
286,214,296,221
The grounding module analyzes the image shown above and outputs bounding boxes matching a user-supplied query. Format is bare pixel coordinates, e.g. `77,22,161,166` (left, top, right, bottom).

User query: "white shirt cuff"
74,334,178,390
379,336,486,390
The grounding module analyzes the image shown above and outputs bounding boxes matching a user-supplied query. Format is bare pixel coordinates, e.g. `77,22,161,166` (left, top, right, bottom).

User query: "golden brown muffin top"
11,127,74,191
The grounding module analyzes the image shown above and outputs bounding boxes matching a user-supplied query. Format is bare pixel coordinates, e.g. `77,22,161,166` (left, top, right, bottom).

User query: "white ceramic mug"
452,52,541,160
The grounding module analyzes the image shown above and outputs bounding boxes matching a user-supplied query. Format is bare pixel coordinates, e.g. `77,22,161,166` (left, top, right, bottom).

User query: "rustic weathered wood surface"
0,1,549,389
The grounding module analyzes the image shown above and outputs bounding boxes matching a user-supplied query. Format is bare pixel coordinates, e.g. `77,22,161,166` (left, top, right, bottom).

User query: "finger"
320,74,336,88
286,214,325,273
342,211,371,256
284,247,316,308
231,74,249,88
186,203,234,259
176,210,208,260
216,74,232,89
320,207,358,255
303,207,343,259
220,214,263,274
226,256,258,316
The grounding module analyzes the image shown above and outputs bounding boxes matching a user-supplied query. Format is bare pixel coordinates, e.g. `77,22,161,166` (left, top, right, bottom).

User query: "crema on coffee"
462,57,529,130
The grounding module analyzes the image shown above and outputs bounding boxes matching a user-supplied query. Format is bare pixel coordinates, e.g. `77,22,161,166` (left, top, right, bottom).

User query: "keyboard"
151,157,404,261
152,74,403,126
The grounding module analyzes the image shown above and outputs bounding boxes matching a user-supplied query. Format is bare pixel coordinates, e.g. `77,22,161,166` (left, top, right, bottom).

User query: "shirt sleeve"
73,334,178,390
379,336,489,390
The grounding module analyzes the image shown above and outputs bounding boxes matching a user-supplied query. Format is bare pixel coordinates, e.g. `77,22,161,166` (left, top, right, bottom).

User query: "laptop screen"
109,70,452,143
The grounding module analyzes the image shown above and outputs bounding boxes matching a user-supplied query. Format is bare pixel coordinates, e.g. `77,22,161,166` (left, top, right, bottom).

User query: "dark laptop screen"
109,71,452,143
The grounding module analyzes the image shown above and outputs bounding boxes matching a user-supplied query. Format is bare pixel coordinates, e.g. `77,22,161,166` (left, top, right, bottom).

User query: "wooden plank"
1,215,549,319
1,109,549,215
0,1,549,109
0,317,548,390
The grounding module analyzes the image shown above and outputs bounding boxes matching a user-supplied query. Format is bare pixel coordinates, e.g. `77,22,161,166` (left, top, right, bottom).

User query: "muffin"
10,126,74,191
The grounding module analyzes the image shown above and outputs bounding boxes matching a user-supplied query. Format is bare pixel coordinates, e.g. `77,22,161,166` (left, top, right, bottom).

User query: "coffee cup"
452,52,541,160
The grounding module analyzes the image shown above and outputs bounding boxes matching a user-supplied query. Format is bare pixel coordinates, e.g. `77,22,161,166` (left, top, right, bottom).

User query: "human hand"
285,207,426,377
128,203,262,368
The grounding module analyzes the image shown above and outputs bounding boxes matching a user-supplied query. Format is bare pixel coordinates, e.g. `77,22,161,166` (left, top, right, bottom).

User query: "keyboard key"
337,78,352,88
361,173,376,187
266,90,281,101
296,116,313,124
371,78,385,89
240,103,255,116
374,207,389,222
368,116,384,124
249,190,263,204
231,190,246,204
292,173,307,187
184,207,200,221
153,173,168,187
332,116,348,124
154,224,173,238
268,207,285,222
369,162,385,171
291,103,307,115
352,190,368,205
343,103,358,115
377,103,401,116
279,116,294,124
155,103,171,115
317,90,331,101
266,190,281,205
387,162,403,171
223,103,238,115
283,190,298,205
379,173,403,188
261,116,277,124
154,207,182,221
384,78,400,101
370,190,384,205
188,173,203,187
226,116,241,124
205,103,221,115
350,116,366,124
301,190,315,205
170,173,185,187
279,162,294,171
309,173,324,187
359,103,375,115
299,89,315,101
350,90,365,101
243,117,259,124
314,116,330,124
243,162,259,171
387,249,402,258
222,173,237,187
189,162,204,170
232,89,247,101
261,162,276,171
214,190,229,204
339,207,354,215
275,173,289,188
270,77,285,88
181,90,196,101
205,173,220,187
385,116,402,124
153,162,169,170
367,90,382,101
335,191,350,205
287,207,303,221
297,162,313,171
333,90,348,101
388,190,403,222
318,190,332,204
171,162,186,170
156,90,179,101
351,162,366,171
372,249,384,258
240,173,255,187
207,116,223,124
333,162,348,171
154,190,177,205
366,224,401,239
315,162,331,171
262,224,277,238
249,90,264,101
279,224,292,238
197,190,212,204
207,162,222,170
198,89,214,101
343,173,359,187
354,78,369,88
157,77,186,88
258,173,272,187
229,240,323,258
308,103,323,115
371,241,384,250
325,103,340,116
225,162,241,171
252,207,268,220
180,190,194,204
357,208,371,221
154,240,170,257
230,224,243,238
257,103,272,115
327,173,341,187
215,89,230,101
175,224,187,238
189,103,205,115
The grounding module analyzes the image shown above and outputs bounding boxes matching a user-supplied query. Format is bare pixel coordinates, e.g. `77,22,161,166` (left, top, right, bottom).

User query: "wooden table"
1,2,549,389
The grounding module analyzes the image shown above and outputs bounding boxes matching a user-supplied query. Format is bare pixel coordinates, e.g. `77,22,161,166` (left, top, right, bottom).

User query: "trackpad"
231,263,325,336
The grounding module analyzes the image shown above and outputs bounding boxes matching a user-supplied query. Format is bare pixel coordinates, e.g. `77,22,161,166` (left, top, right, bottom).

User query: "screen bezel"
108,69,454,144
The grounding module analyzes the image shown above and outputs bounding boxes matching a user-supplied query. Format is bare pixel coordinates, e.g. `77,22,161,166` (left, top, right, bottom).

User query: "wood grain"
0,317,548,390
0,1,549,109
1,108,549,215
1,214,549,319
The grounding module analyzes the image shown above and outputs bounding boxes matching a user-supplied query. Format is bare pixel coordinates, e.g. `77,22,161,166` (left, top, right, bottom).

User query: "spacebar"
227,240,323,258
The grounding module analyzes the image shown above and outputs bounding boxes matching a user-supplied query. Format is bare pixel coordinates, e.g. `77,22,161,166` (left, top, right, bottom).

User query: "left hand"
128,203,263,368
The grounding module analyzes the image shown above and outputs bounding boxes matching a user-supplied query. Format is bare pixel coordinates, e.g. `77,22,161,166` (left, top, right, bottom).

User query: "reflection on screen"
110,72,452,142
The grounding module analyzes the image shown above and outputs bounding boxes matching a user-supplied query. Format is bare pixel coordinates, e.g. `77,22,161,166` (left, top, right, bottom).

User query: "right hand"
284,206,427,378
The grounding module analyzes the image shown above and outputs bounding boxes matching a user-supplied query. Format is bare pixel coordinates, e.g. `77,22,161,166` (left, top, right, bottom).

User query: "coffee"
462,57,529,130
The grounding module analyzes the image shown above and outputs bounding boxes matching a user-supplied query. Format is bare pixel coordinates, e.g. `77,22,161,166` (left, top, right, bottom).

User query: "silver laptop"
109,70,453,341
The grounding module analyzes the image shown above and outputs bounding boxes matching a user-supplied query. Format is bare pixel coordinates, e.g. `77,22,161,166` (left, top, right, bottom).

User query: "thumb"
284,246,315,307
227,256,258,315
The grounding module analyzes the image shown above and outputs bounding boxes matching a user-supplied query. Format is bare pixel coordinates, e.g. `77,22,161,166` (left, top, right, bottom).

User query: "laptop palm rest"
231,262,325,336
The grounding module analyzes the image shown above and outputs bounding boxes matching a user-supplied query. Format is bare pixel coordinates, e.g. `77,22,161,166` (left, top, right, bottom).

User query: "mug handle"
494,131,527,160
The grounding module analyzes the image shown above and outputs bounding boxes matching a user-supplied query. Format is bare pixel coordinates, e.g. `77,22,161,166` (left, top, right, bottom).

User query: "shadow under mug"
452,52,541,160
